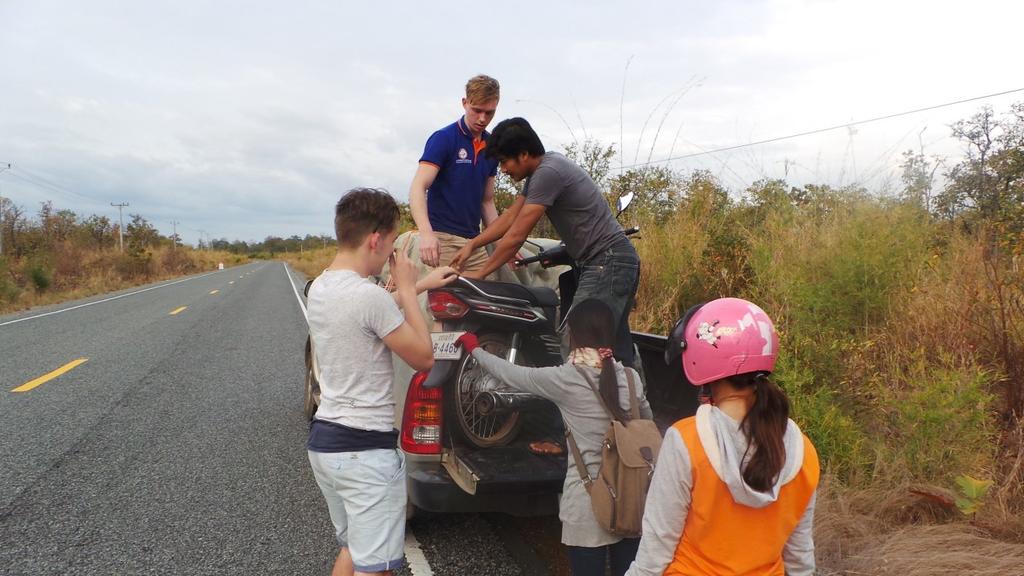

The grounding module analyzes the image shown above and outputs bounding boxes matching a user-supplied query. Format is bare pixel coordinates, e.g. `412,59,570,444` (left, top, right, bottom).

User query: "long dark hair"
566,299,629,422
733,372,790,492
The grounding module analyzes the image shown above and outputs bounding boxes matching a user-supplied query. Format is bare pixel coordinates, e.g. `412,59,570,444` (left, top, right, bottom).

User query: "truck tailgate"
444,441,567,496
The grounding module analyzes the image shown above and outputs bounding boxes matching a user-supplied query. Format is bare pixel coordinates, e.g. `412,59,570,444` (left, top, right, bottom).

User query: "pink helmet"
665,298,779,386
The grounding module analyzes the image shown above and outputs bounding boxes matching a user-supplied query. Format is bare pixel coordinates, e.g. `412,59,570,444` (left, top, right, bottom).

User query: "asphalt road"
0,262,339,574
0,262,565,576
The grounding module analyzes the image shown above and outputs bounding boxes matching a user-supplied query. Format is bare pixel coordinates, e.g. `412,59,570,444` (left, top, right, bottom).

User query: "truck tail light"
401,371,443,454
428,290,469,320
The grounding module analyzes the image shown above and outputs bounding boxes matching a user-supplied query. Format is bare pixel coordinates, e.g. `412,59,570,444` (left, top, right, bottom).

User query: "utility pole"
111,202,129,252
0,163,11,257
170,220,179,251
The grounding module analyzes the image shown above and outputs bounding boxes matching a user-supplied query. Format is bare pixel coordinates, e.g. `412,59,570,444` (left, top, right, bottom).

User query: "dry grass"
276,246,333,280
284,222,1024,572
815,477,1024,575
0,246,244,315
828,523,1024,575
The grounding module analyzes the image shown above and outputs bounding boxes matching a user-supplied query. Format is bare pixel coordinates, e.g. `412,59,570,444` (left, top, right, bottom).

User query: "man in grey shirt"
452,117,641,366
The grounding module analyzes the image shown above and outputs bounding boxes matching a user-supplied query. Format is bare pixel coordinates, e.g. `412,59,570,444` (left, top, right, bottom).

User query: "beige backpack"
567,368,663,538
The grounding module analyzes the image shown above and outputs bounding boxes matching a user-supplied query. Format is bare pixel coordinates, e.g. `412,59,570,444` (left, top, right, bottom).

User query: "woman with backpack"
456,298,653,576
625,297,820,576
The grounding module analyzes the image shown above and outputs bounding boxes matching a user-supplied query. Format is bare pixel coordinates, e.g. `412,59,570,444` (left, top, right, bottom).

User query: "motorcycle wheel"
445,332,523,448
303,336,320,421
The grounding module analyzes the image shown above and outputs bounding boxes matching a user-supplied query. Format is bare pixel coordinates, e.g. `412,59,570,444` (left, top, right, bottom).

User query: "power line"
621,86,1024,171
4,165,95,203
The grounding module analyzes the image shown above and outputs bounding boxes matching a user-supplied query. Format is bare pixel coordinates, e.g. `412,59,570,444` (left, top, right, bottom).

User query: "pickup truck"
301,237,698,516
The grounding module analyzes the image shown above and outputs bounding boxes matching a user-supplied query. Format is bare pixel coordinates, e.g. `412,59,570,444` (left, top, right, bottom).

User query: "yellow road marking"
12,358,89,393
169,306,187,315
209,290,219,294
229,281,235,284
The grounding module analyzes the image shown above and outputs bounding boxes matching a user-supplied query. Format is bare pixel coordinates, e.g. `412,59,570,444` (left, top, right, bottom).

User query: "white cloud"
0,0,1021,243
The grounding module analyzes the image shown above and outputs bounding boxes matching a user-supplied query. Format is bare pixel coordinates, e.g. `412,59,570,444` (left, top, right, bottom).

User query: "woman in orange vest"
625,298,819,575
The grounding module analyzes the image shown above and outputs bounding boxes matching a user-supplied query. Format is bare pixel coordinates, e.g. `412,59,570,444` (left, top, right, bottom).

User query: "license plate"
431,331,466,360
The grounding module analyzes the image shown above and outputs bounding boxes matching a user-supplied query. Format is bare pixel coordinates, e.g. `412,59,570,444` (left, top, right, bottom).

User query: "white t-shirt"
307,269,405,432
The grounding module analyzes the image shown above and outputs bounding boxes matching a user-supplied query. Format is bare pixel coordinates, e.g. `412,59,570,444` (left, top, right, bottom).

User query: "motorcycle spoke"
455,336,520,443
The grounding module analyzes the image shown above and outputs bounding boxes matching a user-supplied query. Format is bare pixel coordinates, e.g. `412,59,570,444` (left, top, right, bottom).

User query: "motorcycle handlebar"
514,253,543,266
514,226,640,267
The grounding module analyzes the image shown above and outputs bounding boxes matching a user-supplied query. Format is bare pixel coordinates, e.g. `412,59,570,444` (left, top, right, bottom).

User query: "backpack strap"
565,428,593,493
575,365,643,421
567,364,636,493
573,365,615,420
566,365,615,494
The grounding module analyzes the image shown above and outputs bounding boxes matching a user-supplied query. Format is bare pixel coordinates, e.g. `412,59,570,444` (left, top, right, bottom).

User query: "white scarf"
568,347,611,370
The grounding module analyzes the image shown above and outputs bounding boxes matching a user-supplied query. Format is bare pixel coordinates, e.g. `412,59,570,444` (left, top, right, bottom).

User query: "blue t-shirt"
419,117,499,239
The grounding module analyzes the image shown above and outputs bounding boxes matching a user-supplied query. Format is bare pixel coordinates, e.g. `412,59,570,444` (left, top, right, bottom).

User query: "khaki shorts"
435,231,489,273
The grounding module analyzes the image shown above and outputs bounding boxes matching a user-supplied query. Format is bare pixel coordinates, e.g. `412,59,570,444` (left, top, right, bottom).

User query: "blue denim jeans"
566,537,640,576
571,238,640,367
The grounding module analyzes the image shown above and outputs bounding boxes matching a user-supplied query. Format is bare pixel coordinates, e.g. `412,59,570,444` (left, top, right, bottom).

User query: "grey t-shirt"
307,269,405,432
521,152,624,264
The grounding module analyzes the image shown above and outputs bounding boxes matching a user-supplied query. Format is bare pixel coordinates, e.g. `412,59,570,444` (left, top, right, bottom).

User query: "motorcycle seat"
461,278,560,308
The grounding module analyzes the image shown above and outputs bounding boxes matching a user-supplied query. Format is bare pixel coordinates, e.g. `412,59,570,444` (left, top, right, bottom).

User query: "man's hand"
419,266,459,291
419,231,440,267
460,269,485,280
449,243,474,272
390,250,418,291
508,251,526,270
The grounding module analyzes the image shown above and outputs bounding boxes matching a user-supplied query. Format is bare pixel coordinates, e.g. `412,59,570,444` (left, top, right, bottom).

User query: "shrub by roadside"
0,245,245,315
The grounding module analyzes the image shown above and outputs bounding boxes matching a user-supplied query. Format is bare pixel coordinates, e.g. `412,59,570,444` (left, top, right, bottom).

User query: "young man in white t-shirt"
306,188,457,576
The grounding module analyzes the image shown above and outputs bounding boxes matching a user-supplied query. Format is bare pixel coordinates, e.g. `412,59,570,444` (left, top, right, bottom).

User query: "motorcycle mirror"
616,192,635,216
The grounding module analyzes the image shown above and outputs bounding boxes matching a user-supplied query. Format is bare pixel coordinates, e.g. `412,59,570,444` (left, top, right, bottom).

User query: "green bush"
884,353,996,481
737,197,937,479
115,249,153,278
0,258,20,302
746,197,931,338
27,261,52,293
773,338,870,480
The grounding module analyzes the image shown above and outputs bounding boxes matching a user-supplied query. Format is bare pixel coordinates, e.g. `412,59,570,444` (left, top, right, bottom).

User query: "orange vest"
664,416,819,576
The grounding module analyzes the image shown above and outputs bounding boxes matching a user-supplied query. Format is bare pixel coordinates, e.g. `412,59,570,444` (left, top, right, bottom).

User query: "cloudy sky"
1,0,1021,245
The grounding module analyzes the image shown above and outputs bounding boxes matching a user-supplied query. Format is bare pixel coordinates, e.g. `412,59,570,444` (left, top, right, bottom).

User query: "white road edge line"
0,270,221,327
282,262,308,322
405,530,433,576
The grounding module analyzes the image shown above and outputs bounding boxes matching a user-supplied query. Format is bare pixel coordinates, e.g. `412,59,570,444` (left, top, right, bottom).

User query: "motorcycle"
425,193,639,448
